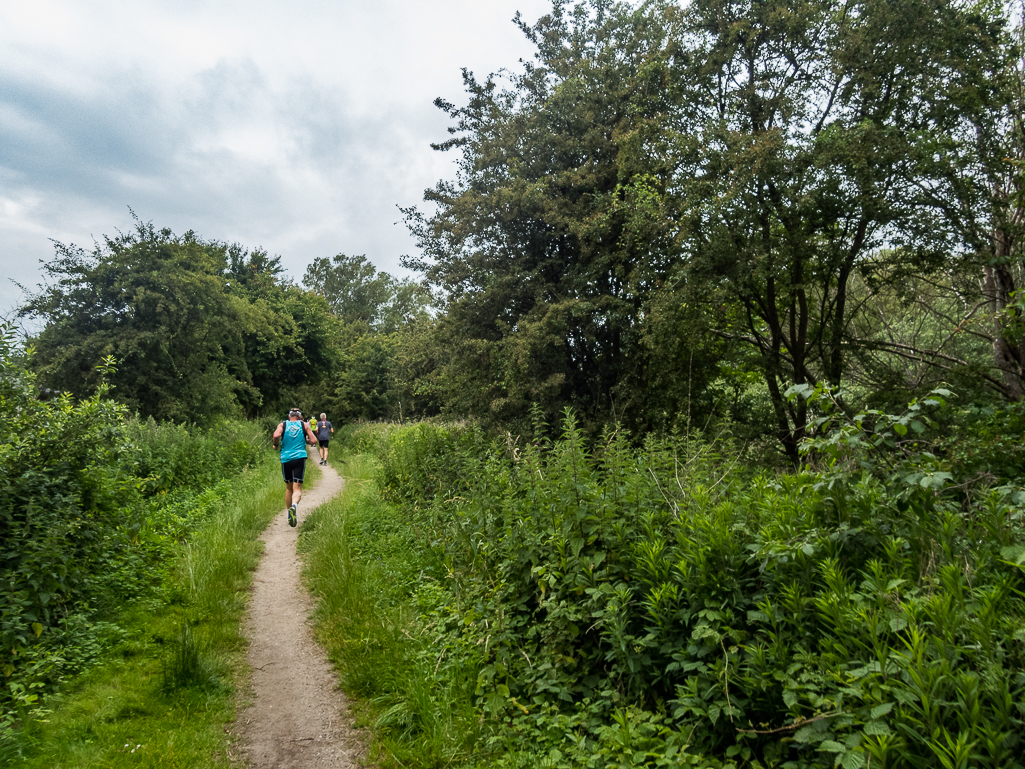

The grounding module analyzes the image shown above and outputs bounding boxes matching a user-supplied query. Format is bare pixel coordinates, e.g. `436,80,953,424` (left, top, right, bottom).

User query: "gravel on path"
236,462,365,768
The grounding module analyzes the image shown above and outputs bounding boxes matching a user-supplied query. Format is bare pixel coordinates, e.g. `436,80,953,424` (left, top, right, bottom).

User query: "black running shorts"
281,458,306,484
318,439,330,448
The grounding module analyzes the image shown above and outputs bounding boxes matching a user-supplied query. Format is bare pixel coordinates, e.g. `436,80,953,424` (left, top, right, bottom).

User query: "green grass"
10,456,284,768
298,451,481,768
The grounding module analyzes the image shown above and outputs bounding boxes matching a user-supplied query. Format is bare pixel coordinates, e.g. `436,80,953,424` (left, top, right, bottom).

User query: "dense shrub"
0,325,264,735
124,416,263,495
350,407,1025,768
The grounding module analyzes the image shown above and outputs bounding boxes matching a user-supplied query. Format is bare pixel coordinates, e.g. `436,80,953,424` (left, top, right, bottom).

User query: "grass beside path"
298,450,481,769
13,456,284,769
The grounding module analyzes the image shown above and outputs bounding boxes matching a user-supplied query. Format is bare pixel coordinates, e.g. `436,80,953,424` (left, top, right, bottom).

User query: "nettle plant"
379,403,1025,768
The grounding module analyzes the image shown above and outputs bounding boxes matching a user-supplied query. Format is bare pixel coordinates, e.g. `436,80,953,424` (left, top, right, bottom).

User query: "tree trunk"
982,226,1025,401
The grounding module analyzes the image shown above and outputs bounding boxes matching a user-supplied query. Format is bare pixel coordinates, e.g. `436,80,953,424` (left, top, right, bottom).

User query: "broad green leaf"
786,383,815,400
919,472,952,490
1000,545,1025,567
818,740,846,753
864,721,891,736
870,702,894,719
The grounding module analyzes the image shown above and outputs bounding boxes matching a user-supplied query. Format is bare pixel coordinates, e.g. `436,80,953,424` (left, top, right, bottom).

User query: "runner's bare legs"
284,481,303,509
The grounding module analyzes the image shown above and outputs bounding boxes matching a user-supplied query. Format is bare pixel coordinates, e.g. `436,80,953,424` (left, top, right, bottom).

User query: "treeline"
401,0,1025,460
19,0,1025,464
19,220,436,424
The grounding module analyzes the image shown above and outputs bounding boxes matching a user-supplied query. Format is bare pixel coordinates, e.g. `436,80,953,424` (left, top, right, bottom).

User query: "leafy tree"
405,0,691,431
664,0,1014,461
836,6,1025,403
19,220,334,421
302,253,439,422
967,24,1025,400
319,319,442,423
407,0,1017,454
329,324,399,421
303,253,432,333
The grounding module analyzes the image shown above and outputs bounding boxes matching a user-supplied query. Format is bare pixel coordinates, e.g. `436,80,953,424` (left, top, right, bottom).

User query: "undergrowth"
1,322,278,760
7,454,282,767
308,409,1025,768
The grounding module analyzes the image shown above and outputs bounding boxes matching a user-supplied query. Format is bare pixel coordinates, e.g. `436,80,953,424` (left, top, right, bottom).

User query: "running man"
272,408,318,527
316,412,334,465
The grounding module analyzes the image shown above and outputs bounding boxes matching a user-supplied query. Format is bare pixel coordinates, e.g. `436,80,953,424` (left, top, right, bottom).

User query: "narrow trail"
237,462,365,768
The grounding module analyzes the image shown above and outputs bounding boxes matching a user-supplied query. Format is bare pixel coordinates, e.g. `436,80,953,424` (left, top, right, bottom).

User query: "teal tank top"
279,420,308,462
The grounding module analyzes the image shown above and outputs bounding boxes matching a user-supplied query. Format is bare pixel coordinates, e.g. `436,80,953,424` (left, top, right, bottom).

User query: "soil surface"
237,462,365,768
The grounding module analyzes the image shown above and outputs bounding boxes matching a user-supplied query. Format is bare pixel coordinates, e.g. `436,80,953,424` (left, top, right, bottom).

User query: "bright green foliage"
407,0,1020,452
11,459,283,768
334,327,401,420
19,219,335,421
1,326,129,678
0,327,264,749
332,413,1025,768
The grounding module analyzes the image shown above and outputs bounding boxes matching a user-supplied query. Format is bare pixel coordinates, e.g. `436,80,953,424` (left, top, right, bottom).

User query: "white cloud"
0,0,554,320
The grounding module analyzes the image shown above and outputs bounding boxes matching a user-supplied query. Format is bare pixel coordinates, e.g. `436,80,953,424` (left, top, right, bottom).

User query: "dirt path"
237,462,365,768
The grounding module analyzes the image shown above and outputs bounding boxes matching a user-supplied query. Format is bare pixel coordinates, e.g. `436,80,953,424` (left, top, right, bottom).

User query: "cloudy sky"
0,0,554,323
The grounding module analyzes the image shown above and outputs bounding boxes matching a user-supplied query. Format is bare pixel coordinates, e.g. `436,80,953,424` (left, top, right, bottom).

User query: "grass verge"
10,455,283,768
298,451,481,768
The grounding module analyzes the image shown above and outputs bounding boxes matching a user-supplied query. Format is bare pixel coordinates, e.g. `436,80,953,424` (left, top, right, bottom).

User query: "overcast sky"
0,0,554,324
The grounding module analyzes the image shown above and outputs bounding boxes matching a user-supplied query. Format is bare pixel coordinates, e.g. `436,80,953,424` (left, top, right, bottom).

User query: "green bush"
340,408,1025,768
0,328,130,681
0,324,267,743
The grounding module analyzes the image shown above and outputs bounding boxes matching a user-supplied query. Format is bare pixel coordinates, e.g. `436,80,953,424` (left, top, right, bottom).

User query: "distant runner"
316,413,334,465
272,408,318,527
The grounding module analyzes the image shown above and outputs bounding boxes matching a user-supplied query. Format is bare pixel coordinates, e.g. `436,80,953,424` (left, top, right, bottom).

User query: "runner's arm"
271,422,284,449
304,423,317,445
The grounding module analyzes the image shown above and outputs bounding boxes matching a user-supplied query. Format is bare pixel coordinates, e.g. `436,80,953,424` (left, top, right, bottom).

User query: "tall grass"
299,452,482,767
304,415,1025,769
9,454,283,768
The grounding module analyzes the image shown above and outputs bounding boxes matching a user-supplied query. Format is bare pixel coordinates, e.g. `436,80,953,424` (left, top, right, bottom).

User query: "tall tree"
20,220,333,421
303,253,432,332
665,0,1013,460
405,0,698,429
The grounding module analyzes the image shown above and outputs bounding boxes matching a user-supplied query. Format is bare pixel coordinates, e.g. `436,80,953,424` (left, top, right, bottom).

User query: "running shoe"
288,504,297,527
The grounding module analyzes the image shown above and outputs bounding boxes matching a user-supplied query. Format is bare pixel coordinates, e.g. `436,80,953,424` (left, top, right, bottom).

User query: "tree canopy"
404,0,1023,456
20,220,335,422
